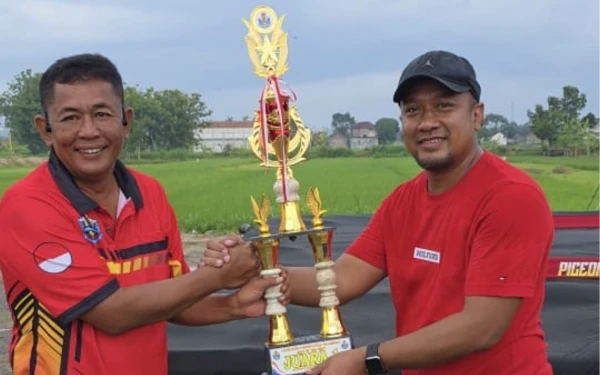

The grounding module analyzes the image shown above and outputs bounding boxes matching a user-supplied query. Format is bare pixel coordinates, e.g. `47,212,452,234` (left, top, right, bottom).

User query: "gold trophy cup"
242,5,353,375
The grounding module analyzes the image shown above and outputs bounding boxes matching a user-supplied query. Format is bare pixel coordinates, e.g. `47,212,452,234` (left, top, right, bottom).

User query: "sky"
0,0,598,131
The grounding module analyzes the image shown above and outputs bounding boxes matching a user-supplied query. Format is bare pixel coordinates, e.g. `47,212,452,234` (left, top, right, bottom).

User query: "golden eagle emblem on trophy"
242,5,311,233
242,5,288,78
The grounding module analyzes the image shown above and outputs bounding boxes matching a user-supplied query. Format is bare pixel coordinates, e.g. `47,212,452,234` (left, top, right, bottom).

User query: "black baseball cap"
392,50,481,103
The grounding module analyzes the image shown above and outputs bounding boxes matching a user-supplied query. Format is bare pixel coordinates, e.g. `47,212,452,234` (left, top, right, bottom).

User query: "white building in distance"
195,120,253,153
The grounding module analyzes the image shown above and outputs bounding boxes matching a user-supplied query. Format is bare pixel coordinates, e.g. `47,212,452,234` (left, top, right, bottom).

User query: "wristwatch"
365,343,387,374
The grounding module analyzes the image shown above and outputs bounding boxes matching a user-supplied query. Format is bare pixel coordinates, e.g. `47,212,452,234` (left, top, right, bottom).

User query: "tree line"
0,70,212,156
0,68,597,157
326,85,599,156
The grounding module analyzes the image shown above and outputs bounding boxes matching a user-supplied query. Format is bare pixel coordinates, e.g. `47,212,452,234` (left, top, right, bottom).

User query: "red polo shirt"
0,149,190,375
346,151,554,374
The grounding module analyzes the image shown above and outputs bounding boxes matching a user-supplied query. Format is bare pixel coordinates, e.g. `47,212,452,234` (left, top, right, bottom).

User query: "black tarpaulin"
167,213,599,375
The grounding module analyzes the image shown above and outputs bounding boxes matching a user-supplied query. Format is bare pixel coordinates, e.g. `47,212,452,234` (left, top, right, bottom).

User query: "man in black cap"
202,50,555,375
390,50,483,175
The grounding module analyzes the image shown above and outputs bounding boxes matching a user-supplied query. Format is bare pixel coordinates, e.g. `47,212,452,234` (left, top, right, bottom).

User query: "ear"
34,114,53,147
472,102,484,132
123,107,134,139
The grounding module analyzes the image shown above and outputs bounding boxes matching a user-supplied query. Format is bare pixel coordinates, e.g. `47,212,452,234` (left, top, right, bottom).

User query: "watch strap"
365,343,386,374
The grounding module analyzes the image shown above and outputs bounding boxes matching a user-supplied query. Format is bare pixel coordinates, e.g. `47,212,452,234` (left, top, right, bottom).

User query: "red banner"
553,212,599,229
547,257,599,279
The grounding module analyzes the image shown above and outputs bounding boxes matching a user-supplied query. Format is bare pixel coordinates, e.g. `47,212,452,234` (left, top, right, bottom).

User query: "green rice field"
0,155,598,233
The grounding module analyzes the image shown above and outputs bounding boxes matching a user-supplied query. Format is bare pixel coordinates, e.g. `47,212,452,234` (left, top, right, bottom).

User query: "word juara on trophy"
241,5,353,375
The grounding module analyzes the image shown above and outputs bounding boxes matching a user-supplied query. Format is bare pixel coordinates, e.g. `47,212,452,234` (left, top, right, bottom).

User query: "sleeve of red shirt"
0,195,119,327
464,182,554,298
344,197,390,271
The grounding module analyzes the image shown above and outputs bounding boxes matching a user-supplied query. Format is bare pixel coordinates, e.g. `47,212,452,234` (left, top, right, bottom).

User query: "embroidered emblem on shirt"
78,215,103,244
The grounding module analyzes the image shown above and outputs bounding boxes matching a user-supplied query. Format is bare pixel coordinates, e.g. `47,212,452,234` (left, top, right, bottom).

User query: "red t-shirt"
0,150,190,375
346,151,554,375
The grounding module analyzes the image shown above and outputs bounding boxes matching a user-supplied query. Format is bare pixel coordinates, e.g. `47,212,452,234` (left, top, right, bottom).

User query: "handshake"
198,234,291,319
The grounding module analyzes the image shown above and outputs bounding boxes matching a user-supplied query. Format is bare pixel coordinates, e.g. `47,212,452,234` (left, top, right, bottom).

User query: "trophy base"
264,333,353,375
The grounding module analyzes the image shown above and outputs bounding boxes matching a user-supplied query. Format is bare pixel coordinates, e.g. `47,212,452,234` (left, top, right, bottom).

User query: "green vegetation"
0,67,597,234
0,155,597,233
0,70,211,157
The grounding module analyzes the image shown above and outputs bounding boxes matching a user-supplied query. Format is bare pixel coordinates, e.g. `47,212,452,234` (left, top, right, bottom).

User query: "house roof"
208,121,254,128
352,121,375,130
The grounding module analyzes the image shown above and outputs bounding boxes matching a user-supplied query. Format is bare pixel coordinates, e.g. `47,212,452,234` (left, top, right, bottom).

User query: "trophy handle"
315,260,339,308
261,267,287,315
253,236,295,347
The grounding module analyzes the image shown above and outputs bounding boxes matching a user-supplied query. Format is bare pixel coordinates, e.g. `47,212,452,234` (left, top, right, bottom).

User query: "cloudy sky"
0,0,598,131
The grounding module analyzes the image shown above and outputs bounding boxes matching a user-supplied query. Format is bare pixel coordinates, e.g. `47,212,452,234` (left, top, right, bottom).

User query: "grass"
0,155,597,233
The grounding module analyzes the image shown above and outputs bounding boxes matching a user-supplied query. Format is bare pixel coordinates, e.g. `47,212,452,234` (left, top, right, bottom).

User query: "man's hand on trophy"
305,347,367,375
278,266,291,306
212,242,260,290
231,266,291,318
201,242,291,307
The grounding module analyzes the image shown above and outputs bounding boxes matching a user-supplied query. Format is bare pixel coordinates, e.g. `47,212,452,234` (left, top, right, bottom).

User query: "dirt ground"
0,232,212,374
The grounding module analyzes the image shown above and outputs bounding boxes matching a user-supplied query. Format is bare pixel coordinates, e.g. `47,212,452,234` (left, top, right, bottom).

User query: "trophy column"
272,135,306,234
308,228,348,338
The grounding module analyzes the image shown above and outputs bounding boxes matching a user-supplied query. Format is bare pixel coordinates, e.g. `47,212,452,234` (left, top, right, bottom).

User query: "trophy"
242,5,353,375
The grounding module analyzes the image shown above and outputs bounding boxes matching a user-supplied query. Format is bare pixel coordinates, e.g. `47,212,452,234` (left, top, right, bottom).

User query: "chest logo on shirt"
413,247,441,264
78,215,103,245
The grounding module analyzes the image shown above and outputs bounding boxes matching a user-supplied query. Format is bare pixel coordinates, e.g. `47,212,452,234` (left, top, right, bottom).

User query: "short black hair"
39,53,124,113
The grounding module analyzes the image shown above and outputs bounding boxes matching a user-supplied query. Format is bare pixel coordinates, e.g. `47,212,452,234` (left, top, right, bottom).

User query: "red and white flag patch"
33,243,73,274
